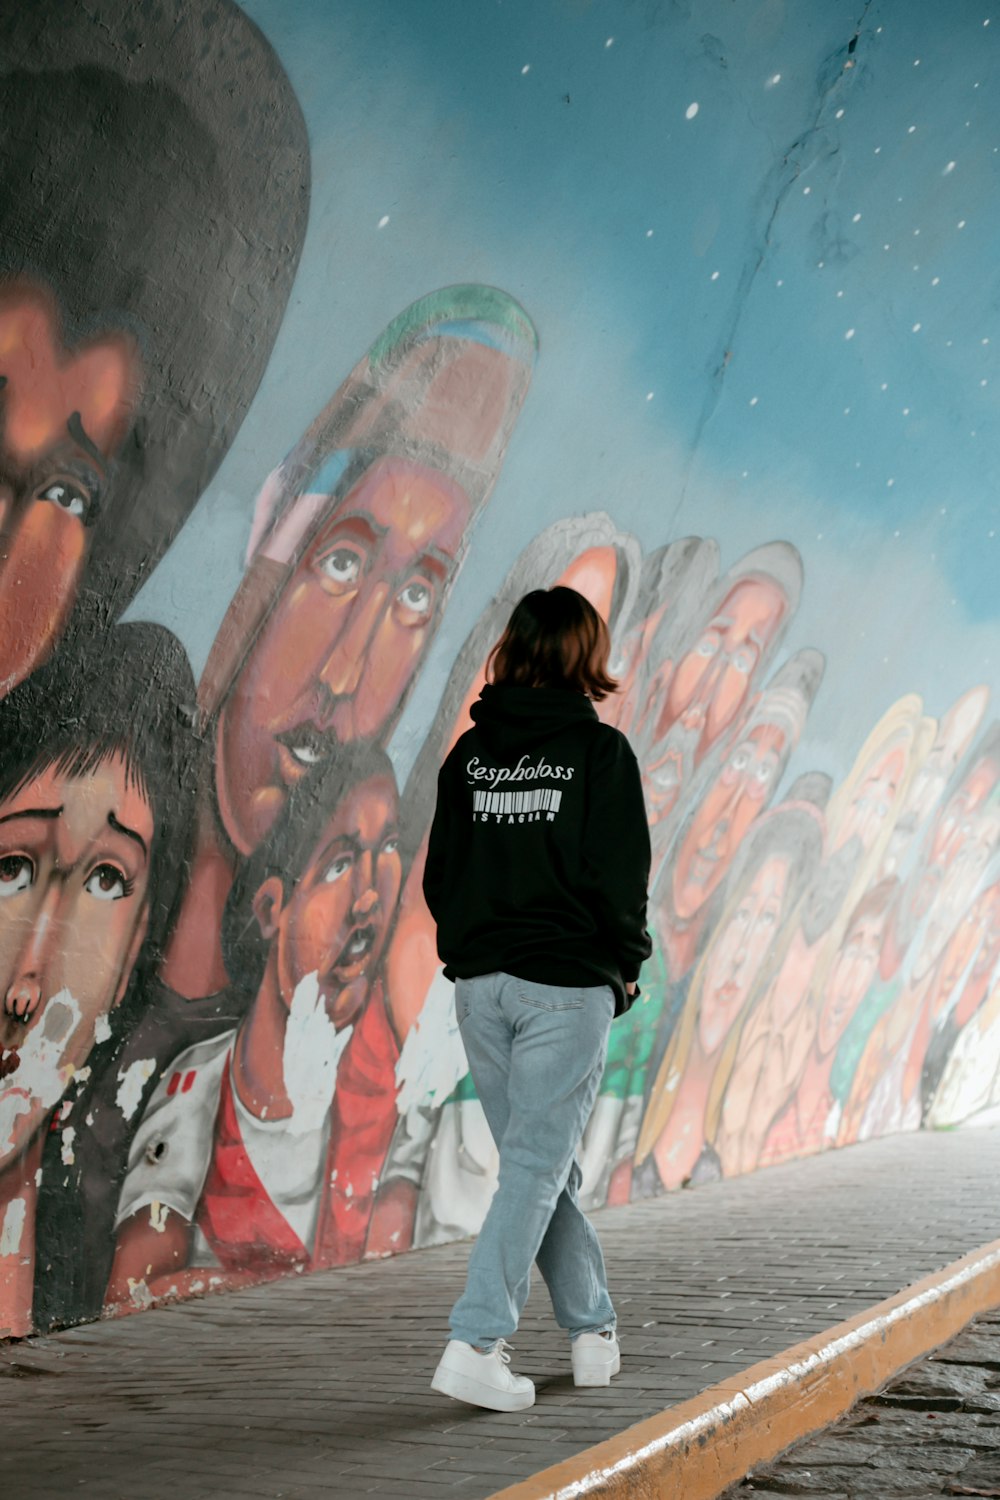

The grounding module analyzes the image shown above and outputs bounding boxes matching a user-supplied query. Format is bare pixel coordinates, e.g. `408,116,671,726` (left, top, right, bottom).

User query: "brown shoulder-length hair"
487,587,619,701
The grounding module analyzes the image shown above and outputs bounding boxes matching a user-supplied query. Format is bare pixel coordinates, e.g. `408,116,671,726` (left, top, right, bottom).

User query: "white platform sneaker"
431,1339,535,1411
571,1331,621,1387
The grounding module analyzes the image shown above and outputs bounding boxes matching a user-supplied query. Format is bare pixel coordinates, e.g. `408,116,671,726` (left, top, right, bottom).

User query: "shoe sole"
431,1365,535,1412
573,1349,622,1387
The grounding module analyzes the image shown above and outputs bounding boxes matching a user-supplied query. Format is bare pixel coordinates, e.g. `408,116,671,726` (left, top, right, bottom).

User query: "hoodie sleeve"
580,728,653,983
422,758,455,922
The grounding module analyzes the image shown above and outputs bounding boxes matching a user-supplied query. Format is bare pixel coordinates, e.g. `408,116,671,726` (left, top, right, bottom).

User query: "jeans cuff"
569,1319,616,1342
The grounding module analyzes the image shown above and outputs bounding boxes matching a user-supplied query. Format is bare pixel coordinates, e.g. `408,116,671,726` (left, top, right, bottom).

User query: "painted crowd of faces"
6,10,1000,1342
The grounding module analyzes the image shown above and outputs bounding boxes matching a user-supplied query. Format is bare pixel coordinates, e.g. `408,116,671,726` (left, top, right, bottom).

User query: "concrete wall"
2,0,1000,1337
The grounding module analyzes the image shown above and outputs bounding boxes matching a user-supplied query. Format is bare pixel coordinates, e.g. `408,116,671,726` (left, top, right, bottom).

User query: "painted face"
817,909,886,1055
916,758,1000,925
835,743,908,856
271,773,402,1033
914,802,1000,982
697,854,790,1054
672,723,787,921
0,285,139,695
217,457,471,854
0,757,152,1170
643,577,787,826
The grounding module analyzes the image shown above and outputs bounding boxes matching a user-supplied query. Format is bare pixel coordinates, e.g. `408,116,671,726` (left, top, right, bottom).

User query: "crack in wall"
671,2,878,524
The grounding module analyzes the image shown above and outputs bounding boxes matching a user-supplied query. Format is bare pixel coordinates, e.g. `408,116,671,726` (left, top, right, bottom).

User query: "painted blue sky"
130,0,1000,788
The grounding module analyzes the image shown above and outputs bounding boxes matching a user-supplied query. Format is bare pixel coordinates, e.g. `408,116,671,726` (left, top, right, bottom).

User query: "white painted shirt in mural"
115,1031,331,1261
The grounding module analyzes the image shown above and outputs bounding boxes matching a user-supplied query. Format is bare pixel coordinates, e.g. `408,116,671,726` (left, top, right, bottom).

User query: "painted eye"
85,864,128,901
696,636,719,659
732,649,755,675
39,479,90,520
382,837,399,857
318,548,362,588
323,854,353,884
396,578,434,623
0,855,33,897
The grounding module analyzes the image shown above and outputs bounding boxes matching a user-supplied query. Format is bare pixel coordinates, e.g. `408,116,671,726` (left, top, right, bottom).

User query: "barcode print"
473,788,563,816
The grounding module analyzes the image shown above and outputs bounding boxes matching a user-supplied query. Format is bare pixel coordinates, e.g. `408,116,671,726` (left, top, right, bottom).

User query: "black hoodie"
423,684,652,1015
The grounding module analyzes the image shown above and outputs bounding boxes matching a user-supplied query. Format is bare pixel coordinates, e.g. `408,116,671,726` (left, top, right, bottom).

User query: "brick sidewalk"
7,1129,1000,1500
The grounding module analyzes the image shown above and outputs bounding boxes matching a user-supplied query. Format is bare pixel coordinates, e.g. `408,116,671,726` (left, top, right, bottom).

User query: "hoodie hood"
470,683,598,754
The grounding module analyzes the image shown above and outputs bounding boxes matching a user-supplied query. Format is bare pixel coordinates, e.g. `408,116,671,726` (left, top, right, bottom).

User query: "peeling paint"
0,1196,26,1256
282,972,352,1136
115,1059,156,1121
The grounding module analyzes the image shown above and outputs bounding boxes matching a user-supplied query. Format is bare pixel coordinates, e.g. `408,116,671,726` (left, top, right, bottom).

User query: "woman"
423,587,652,1412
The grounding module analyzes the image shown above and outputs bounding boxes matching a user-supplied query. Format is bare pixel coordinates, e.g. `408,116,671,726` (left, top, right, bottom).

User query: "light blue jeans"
448,971,617,1349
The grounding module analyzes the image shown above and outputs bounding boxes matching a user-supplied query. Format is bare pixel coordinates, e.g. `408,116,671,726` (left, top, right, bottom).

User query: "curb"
487,1236,1000,1500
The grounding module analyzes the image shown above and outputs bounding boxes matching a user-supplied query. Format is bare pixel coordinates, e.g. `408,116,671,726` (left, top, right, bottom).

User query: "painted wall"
2,0,1000,1337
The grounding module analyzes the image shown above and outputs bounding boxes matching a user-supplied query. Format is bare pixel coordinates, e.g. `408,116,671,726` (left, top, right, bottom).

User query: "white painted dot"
776,278,784,287
836,108,845,119
883,243,891,251
983,337,990,344
646,229,654,238
817,532,824,541
742,470,749,479
981,378,989,386
903,407,910,415
521,64,531,74
646,391,654,401
931,276,940,286
990,530,996,538
887,478,895,488
881,382,889,391
605,36,614,48
845,328,856,340
852,212,862,223
914,58,921,66
913,228,921,236
750,395,759,406
908,125,917,134
894,529,901,538
958,219,967,228
941,506,948,515
985,16,991,24
844,407,851,415
912,323,922,333
377,215,390,229
685,101,700,119
944,161,957,175
767,73,782,86
817,260,825,269
803,185,811,195
710,270,720,281
874,147,882,154
837,289,844,298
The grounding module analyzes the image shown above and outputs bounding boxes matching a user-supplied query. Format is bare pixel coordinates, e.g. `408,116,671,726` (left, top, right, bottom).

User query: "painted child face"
643,576,787,827
817,909,886,1056
697,853,790,1054
673,724,786,921
217,457,471,854
0,756,152,1170
0,284,139,695
268,773,402,1033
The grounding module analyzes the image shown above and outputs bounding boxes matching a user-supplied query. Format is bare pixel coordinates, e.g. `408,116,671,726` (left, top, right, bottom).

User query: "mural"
4,0,1000,1337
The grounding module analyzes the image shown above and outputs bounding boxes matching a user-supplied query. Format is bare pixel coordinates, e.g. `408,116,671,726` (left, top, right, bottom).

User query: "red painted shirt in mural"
115,987,400,1271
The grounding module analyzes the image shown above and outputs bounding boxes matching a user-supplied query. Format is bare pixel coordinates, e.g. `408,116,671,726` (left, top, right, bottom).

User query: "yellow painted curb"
489,1236,1000,1500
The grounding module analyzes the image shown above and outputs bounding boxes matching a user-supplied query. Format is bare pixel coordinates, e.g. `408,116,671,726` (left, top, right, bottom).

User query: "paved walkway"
6,1130,1000,1500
